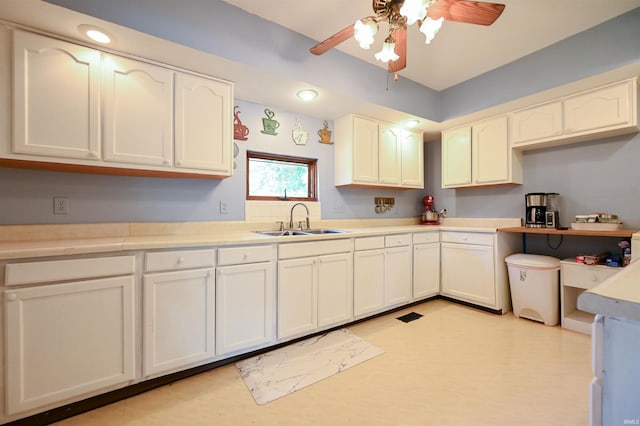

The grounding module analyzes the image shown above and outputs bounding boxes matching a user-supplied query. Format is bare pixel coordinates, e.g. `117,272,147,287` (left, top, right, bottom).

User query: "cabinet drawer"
561,261,620,290
413,232,439,244
217,245,276,266
5,255,135,286
385,234,411,247
355,236,385,251
145,249,215,272
440,231,494,246
279,238,352,259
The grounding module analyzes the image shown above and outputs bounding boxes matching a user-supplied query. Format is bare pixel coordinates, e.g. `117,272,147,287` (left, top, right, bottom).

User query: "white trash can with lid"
505,254,561,326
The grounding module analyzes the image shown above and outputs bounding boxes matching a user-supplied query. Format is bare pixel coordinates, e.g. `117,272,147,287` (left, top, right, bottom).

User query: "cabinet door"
400,129,424,188
564,80,633,135
216,262,274,355
175,73,232,175
472,115,509,185
441,242,496,307
143,268,215,377
12,30,101,160
353,249,385,318
378,124,401,186
5,276,135,415
413,242,440,300
278,257,317,339
511,101,562,145
352,116,379,183
385,245,412,307
317,253,353,329
103,54,173,167
441,126,472,187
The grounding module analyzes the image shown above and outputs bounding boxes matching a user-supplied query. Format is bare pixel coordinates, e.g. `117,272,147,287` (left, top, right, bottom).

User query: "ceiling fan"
310,0,505,74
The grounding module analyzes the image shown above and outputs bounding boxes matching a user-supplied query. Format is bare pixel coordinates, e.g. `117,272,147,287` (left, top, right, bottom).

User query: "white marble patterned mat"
236,328,384,405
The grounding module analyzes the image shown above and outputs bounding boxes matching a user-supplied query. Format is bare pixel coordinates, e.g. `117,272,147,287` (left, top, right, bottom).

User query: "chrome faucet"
289,202,310,230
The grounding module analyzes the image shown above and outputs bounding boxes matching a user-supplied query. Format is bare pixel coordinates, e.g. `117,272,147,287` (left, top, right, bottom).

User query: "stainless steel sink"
256,229,349,237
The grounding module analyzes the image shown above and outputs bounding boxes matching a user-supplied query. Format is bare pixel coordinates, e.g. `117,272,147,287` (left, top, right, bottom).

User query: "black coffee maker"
525,193,547,228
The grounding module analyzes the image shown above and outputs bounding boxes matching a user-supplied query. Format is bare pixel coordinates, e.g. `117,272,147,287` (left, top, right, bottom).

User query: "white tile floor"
54,299,592,426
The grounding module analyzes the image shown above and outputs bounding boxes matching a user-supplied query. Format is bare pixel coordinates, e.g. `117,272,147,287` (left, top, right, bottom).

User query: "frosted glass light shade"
374,41,399,63
420,16,444,44
400,0,428,25
354,19,378,49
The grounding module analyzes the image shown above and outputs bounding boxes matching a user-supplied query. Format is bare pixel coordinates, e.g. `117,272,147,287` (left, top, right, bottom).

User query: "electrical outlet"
219,200,229,214
53,197,69,215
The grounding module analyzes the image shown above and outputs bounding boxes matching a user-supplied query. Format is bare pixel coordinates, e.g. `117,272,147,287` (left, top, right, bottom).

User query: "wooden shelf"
498,226,638,238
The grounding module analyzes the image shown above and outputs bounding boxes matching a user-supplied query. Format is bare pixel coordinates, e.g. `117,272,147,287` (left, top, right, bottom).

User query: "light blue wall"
2,4,640,236
0,100,424,224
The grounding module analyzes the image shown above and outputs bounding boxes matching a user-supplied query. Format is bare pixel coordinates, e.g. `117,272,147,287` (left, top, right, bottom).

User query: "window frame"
246,150,318,202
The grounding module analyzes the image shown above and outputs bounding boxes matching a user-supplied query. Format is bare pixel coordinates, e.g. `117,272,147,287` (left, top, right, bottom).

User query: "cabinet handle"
176,160,181,166
177,256,185,264
88,151,98,158
6,293,17,301
243,253,249,260
592,275,598,282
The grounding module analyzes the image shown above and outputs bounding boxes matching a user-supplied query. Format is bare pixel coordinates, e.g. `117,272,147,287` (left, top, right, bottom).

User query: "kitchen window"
246,151,317,201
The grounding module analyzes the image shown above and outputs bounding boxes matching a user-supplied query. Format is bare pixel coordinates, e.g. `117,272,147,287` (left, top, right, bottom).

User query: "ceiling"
1,1,639,135
222,0,640,91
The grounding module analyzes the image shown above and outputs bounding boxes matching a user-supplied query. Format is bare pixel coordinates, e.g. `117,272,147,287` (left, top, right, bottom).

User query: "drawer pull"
592,275,598,282
177,256,185,264
243,253,249,260
7,293,17,301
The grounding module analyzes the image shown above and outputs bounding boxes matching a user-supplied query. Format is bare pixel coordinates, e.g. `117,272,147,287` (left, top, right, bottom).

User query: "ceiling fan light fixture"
419,16,444,44
374,36,399,63
400,0,429,26
354,19,378,49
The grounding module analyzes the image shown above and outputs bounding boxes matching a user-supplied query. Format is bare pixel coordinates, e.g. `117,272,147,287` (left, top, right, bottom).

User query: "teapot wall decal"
318,121,333,144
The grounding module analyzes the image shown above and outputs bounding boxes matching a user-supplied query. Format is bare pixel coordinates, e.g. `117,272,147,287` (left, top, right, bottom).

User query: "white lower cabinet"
440,230,517,312
4,258,136,415
353,242,385,318
413,232,440,300
143,268,215,377
384,235,412,308
142,249,216,377
216,245,276,356
277,240,353,340
560,260,620,335
353,234,412,318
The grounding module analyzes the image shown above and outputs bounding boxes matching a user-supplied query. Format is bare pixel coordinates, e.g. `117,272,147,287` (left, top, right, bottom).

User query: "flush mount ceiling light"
404,119,420,128
296,89,319,101
310,0,505,74
78,24,112,44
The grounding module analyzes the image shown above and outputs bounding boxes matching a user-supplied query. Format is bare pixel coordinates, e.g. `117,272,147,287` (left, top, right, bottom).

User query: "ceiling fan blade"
388,28,407,73
309,24,355,55
428,0,505,26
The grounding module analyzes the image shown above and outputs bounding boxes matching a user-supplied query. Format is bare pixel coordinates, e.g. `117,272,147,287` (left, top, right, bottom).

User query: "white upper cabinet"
511,77,639,150
335,114,424,189
442,116,522,188
511,101,562,146
3,28,234,179
175,73,232,176
103,54,174,167
11,30,101,160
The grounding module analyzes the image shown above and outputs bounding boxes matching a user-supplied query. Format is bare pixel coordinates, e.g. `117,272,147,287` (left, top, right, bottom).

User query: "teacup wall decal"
261,108,280,136
292,117,308,145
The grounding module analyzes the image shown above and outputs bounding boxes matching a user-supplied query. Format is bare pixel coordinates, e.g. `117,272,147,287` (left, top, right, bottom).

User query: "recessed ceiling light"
78,25,112,44
404,119,420,128
296,89,318,101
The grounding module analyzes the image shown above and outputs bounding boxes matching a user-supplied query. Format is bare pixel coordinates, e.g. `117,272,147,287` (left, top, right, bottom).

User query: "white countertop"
578,258,640,322
0,217,522,260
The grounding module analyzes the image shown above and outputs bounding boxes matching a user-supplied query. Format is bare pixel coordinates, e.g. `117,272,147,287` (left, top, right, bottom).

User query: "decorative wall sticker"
261,108,280,135
233,105,249,141
292,117,308,145
318,120,333,144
